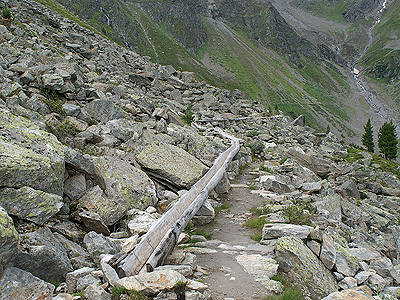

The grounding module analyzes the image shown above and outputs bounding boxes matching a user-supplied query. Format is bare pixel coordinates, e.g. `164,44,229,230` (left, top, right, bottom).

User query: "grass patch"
345,148,364,162
371,154,400,179
259,164,273,173
214,204,230,215
283,200,316,226
243,210,269,242
266,273,306,300
189,229,212,240
34,0,105,38
110,285,150,300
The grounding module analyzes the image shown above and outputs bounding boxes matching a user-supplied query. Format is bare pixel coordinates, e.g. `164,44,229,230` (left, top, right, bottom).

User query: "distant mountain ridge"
48,0,400,144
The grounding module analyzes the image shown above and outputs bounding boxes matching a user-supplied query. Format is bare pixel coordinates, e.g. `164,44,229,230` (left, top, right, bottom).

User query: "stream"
352,0,400,137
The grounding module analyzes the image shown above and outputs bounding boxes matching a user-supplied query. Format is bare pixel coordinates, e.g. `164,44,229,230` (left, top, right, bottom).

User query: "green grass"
189,229,212,240
295,0,351,24
266,273,306,300
345,147,364,162
34,0,105,38
371,153,400,179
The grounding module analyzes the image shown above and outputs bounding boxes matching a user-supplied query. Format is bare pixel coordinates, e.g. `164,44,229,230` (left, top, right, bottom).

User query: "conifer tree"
362,119,374,152
378,120,398,160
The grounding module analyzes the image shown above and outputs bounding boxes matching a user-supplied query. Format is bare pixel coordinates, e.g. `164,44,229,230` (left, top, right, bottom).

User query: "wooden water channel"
110,128,241,277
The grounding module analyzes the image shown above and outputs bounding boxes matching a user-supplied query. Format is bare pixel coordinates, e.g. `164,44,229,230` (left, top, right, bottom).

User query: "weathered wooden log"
111,128,240,277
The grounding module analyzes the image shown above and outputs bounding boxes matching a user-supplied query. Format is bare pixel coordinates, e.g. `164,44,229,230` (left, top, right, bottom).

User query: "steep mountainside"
48,0,399,143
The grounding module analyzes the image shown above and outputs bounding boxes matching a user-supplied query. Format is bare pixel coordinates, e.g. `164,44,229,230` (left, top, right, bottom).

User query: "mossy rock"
0,186,63,226
276,236,339,300
137,141,209,189
0,207,18,275
0,108,65,195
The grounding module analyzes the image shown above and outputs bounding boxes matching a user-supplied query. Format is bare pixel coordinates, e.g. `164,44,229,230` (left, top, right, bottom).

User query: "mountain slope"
48,0,398,142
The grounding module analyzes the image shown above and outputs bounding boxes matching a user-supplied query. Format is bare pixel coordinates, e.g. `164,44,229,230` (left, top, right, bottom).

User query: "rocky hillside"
37,0,382,142
0,0,400,299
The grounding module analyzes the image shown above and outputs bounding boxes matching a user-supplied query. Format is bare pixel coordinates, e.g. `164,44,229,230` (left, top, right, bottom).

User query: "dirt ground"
194,164,273,300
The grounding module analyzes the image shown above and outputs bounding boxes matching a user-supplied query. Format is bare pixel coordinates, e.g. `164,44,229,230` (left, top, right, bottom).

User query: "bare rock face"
14,227,73,283
276,236,339,300
93,156,158,211
137,141,209,190
0,107,65,196
0,186,63,226
0,207,18,275
0,267,55,300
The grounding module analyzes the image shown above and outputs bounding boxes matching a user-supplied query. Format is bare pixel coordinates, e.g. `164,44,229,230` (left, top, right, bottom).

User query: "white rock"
127,212,157,235
262,223,313,240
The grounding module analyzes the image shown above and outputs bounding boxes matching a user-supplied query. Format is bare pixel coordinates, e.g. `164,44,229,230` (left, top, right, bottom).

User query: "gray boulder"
276,236,338,299
332,235,360,277
286,147,331,178
42,73,64,91
0,207,18,275
106,119,144,142
321,289,375,300
83,231,121,262
0,186,63,225
369,256,394,278
64,174,86,201
193,199,215,225
0,107,65,195
78,185,125,226
117,269,187,295
53,232,93,269
262,223,313,240
168,124,227,167
93,156,157,211
340,179,360,200
0,267,55,300
320,233,336,270
83,285,112,300
137,141,208,189
315,193,342,223
83,99,124,123
14,227,73,282
66,267,94,293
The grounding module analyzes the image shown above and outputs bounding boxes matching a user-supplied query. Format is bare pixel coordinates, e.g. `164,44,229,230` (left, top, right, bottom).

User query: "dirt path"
193,164,276,300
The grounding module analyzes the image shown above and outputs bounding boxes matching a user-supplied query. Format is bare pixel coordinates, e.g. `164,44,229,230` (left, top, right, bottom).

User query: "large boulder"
0,207,18,275
276,236,339,300
0,108,65,195
321,289,375,300
262,223,313,240
167,124,227,167
0,267,55,300
78,185,126,226
83,99,124,123
331,233,360,277
14,227,73,282
137,141,208,189
83,231,120,263
92,156,157,211
315,193,342,223
117,269,186,295
236,254,282,293
0,186,63,225
286,147,331,178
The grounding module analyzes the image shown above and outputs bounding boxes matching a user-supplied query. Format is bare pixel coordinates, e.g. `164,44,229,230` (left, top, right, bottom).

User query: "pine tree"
378,120,398,160
362,119,374,152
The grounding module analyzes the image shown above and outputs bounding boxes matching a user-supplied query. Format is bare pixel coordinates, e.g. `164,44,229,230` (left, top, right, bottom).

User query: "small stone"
83,284,111,300
66,267,95,293
338,277,357,289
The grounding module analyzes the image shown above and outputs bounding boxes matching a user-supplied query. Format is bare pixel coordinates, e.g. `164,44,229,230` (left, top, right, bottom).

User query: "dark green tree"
362,119,374,152
378,120,398,160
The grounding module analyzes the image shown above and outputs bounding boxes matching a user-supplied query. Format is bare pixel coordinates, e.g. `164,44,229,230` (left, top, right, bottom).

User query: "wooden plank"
111,128,240,277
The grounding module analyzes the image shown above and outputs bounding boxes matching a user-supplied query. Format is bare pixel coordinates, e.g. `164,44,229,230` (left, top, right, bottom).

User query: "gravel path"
193,164,277,300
